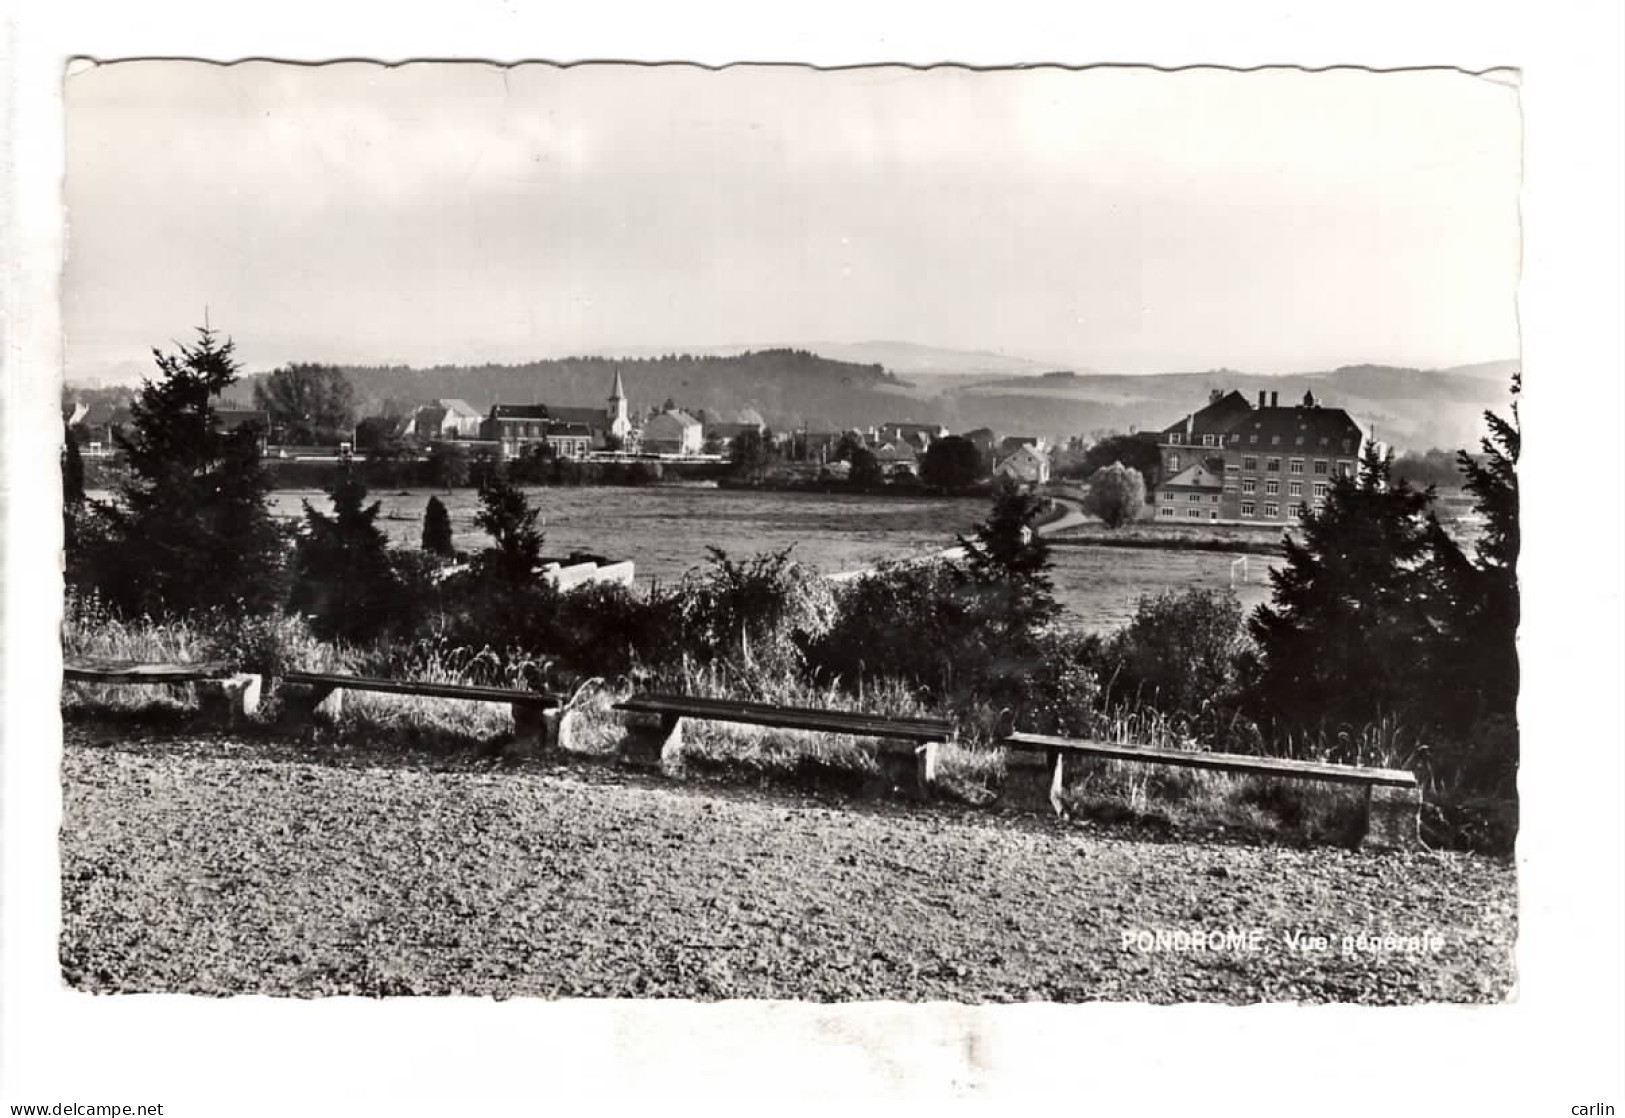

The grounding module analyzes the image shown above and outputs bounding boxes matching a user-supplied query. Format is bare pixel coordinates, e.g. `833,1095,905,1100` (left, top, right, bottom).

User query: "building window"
1271,435,1281,446
1289,459,1304,474
1242,478,1257,493
1211,494,1220,503
1188,493,1201,502
1241,501,1256,517
1249,435,1258,445
1342,439,1352,452
1186,509,1201,519
1314,459,1328,474
1294,504,1309,519
1225,463,1240,473
1289,481,1303,496
1336,460,1353,477
1319,436,1329,446
1263,502,1280,518
1230,434,1240,444
1210,511,1219,520
1265,479,1280,495
1223,483,1238,492
1160,506,1173,518
1168,454,1181,472
1266,457,1281,472
1314,482,1328,498
1169,432,1182,445
1243,456,1257,470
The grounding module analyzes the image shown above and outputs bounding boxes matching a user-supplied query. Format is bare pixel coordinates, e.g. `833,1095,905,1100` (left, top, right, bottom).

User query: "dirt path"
59,727,1515,1003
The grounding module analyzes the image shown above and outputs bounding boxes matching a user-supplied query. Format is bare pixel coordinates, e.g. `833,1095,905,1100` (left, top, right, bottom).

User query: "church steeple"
607,367,631,440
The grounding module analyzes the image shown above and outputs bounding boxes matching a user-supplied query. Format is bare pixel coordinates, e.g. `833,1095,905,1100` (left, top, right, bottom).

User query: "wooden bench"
63,658,263,724
612,693,956,800
1001,732,1423,851
279,671,565,751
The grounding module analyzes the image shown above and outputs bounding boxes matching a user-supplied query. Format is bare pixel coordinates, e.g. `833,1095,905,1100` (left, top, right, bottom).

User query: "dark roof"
548,406,607,429
1159,389,1253,441
708,422,758,439
1224,405,1362,450
491,403,552,420
414,405,449,427
998,435,1040,455
549,422,593,438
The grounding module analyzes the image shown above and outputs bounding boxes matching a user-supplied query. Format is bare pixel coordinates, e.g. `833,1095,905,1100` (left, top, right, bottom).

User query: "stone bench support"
1363,784,1424,852
1001,748,1065,816
195,674,263,726
618,711,682,769
875,741,939,802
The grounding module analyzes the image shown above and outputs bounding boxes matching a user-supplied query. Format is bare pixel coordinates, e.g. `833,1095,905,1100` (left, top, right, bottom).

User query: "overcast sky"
63,62,1521,380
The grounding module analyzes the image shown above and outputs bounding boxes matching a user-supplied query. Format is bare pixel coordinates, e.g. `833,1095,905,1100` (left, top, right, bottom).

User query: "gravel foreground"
60,726,1517,1004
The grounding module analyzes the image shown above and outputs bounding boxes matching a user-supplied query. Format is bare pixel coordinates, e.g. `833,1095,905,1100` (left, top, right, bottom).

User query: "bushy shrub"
547,580,672,678
1082,461,1147,528
677,547,837,677
811,559,987,697
1100,588,1248,723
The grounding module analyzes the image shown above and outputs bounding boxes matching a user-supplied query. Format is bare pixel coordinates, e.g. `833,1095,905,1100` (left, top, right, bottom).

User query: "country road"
59,725,1516,1004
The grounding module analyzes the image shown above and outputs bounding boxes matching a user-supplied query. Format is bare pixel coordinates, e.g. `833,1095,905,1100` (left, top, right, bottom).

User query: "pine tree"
422,495,455,557
474,469,544,583
290,465,398,642
1431,375,1520,786
94,326,287,617
959,479,1060,643
1248,446,1464,735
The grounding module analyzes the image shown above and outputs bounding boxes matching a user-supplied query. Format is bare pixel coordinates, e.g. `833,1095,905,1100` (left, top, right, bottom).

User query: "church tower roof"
610,368,627,400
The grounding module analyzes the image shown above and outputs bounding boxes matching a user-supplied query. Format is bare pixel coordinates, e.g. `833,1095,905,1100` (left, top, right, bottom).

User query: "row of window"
1157,501,1323,520
1167,455,1353,477
1239,479,1330,496
1166,432,1355,452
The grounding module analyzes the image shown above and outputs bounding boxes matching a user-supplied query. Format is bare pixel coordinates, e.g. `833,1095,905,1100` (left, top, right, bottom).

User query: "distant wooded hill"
200,347,1518,453
219,349,937,434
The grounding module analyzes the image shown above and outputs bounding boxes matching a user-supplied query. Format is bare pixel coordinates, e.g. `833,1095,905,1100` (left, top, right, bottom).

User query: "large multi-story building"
1154,388,1367,525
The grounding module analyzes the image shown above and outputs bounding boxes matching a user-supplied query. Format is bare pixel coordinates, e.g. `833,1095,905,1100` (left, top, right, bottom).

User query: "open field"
60,725,1516,1003
266,486,989,583
259,486,1280,633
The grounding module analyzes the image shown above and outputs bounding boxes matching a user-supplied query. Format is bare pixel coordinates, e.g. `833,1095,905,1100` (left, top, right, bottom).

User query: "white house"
994,443,1051,484
642,409,704,456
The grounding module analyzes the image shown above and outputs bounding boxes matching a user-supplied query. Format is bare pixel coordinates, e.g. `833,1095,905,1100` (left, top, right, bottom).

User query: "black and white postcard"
3,4,1621,1115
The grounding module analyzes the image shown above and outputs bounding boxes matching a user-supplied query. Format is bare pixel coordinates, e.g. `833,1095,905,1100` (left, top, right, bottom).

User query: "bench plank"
1003,732,1417,788
615,693,953,743
280,671,561,707
64,658,234,684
